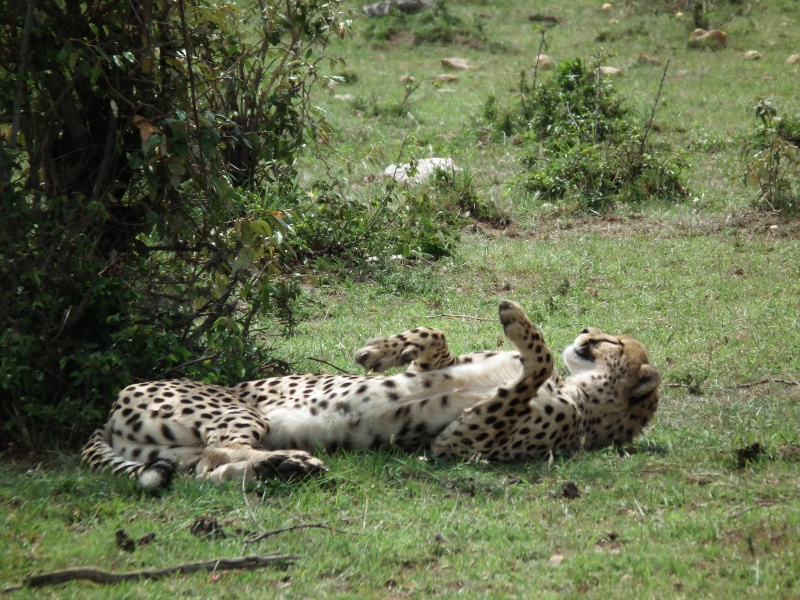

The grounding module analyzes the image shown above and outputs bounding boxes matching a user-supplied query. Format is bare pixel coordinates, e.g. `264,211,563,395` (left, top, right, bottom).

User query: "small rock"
688,29,728,49
599,66,623,77
441,57,471,70
436,74,459,82
744,50,763,60
548,554,564,566
601,3,612,10
399,75,416,84
786,54,800,65
637,53,662,66
535,54,552,70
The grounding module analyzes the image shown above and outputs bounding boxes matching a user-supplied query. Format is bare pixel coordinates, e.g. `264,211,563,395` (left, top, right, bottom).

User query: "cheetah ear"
629,364,662,402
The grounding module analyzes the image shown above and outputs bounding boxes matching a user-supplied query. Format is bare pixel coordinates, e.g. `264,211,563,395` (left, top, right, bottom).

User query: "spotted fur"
82,300,661,488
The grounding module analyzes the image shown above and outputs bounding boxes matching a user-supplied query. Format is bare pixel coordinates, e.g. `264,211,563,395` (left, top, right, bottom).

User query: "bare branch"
2,555,298,593
245,524,349,546
425,313,491,322
305,357,352,375
640,60,670,156
736,378,799,389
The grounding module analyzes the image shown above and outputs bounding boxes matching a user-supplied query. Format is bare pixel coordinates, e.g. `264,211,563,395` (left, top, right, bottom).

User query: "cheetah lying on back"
82,301,662,490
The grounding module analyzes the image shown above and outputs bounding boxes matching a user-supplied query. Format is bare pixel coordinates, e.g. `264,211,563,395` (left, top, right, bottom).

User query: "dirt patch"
722,522,791,556
190,516,226,539
776,442,800,462
487,210,800,243
733,442,800,469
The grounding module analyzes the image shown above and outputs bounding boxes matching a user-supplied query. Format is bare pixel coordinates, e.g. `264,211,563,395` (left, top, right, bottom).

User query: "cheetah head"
563,328,662,448
564,328,662,401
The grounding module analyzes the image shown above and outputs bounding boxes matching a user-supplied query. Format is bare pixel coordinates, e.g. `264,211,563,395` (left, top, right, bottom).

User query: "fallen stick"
3,554,298,593
245,524,348,545
736,378,799,389
425,313,491,322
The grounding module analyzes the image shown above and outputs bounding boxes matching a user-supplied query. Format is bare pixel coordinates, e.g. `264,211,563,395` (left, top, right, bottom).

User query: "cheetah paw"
498,300,534,341
354,337,419,373
251,451,328,481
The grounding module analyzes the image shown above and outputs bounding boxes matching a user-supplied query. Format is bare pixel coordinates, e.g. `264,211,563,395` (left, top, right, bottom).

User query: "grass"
3,0,800,597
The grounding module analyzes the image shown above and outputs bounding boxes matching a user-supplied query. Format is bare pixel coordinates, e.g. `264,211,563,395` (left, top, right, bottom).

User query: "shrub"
290,175,464,274
742,99,800,214
362,0,488,47
482,57,688,212
0,0,350,448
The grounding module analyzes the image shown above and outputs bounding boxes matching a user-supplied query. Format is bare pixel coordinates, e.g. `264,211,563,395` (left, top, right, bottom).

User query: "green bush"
362,0,488,47
482,57,688,211
742,99,800,214
0,0,349,448
290,177,464,273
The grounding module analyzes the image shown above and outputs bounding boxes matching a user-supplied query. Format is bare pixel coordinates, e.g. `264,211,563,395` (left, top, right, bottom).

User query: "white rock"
441,57,471,70
383,158,460,184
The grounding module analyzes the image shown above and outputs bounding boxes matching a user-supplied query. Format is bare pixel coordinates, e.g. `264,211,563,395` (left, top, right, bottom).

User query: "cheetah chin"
81,300,661,490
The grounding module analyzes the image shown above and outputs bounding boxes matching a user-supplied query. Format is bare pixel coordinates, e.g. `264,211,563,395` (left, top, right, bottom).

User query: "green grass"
3,0,800,597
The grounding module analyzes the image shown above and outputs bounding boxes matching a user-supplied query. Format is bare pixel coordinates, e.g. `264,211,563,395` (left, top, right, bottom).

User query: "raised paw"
250,451,328,481
498,300,535,342
497,300,553,381
354,327,452,373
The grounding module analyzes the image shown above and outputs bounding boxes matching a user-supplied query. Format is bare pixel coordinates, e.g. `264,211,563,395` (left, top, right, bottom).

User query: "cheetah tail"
81,429,175,492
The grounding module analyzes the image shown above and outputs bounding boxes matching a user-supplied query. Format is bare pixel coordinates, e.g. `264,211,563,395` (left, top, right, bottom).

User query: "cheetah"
81,300,662,490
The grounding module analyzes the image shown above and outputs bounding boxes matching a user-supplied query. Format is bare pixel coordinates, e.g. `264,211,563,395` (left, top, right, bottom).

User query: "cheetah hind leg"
353,326,456,373
199,447,328,484
431,300,559,461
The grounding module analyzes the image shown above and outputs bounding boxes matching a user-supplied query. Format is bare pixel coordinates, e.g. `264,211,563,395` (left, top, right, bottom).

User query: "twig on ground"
305,357,352,375
238,472,349,547
669,378,798,391
736,378,799,389
245,523,349,546
2,555,298,593
425,313,491,322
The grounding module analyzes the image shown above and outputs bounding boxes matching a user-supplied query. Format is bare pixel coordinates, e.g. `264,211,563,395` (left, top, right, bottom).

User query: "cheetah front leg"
431,300,581,462
354,327,457,373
